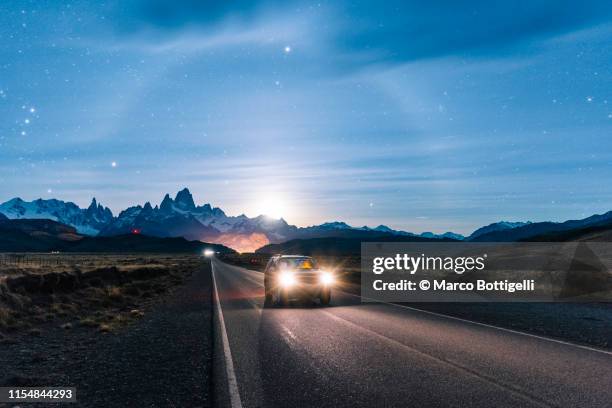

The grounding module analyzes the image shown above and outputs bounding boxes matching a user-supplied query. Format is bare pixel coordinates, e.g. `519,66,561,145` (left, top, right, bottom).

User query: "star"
111,161,117,167
586,96,593,102
284,46,292,53
24,118,30,124
29,107,35,113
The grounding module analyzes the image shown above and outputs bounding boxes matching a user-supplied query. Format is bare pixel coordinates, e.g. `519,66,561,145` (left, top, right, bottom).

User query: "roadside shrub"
99,323,112,333
106,286,123,300
28,328,42,336
0,306,11,327
79,318,98,327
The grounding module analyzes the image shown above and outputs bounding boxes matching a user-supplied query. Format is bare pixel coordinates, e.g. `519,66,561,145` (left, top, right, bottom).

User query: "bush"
106,286,123,300
0,306,11,327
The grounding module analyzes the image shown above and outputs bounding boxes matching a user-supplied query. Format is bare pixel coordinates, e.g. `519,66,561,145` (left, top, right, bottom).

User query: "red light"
132,229,141,234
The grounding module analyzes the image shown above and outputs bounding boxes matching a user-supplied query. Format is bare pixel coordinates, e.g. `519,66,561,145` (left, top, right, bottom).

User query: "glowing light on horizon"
254,194,288,220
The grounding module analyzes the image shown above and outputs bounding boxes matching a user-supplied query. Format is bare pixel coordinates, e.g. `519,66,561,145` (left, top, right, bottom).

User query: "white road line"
320,309,555,408
342,291,612,356
219,260,612,357
211,260,244,408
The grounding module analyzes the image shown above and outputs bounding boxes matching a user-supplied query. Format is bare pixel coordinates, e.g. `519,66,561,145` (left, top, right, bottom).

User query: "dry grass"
0,253,203,336
0,253,194,277
79,318,98,327
98,324,112,333
0,306,11,326
106,286,123,300
28,328,42,336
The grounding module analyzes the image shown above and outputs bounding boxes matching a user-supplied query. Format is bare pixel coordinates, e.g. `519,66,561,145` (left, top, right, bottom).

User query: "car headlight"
320,272,334,285
279,271,296,287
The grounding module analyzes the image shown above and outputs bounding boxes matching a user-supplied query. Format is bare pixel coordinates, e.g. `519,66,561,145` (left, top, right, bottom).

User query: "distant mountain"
0,217,233,253
525,220,612,242
468,211,612,242
314,222,465,240
0,197,113,235
468,221,531,240
420,231,466,240
68,235,234,254
96,188,465,251
0,218,79,236
98,188,300,251
5,188,612,252
317,221,353,230
0,218,80,251
256,235,457,256
0,188,466,251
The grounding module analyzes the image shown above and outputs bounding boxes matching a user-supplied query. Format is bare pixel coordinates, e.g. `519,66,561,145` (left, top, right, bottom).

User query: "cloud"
101,18,309,54
77,1,326,58
334,0,612,63
102,0,612,65
117,0,272,31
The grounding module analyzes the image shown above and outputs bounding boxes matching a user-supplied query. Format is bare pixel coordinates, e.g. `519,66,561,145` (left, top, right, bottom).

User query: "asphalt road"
211,258,612,408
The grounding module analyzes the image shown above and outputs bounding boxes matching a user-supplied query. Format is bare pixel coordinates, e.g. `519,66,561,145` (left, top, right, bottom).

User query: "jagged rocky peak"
198,203,213,214
116,205,144,220
160,193,174,212
86,197,113,221
86,197,100,214
174,188,196,210
211,206,226,217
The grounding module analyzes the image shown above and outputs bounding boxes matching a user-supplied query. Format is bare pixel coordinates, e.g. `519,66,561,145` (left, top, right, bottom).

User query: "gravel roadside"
0,260,213,407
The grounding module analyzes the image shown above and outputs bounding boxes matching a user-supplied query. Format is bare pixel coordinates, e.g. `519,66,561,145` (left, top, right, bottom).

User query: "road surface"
211,258,612,408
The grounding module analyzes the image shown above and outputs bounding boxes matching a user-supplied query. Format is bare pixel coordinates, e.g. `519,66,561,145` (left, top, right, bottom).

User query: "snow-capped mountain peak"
0,196,113,235
318,221,353,230
0,188,467,251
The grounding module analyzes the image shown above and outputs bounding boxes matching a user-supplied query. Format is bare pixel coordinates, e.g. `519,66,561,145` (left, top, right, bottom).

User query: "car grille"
297,272,319,284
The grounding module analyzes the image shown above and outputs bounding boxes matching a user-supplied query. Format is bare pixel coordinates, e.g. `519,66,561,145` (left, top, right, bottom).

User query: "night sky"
1,1,611,234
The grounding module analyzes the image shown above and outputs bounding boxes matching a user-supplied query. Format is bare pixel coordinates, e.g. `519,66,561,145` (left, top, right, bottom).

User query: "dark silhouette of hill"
469,211,612,242
522,220,612,242
0,218,234,253
66,234,234,253
256,235,456,256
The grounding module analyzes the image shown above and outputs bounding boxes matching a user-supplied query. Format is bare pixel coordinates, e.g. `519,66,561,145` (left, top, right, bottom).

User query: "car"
264,255,334,306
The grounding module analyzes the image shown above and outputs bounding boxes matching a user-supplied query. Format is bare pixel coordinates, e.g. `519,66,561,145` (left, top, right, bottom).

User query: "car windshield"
278,257,318,270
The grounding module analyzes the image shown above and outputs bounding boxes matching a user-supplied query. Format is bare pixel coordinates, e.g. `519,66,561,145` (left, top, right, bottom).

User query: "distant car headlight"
320,272,334,285
203,249,215,257
279,271,296,287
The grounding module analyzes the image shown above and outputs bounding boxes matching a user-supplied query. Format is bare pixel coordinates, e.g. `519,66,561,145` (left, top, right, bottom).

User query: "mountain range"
0,217,233,253
0,197,113,235
1,188,612,252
